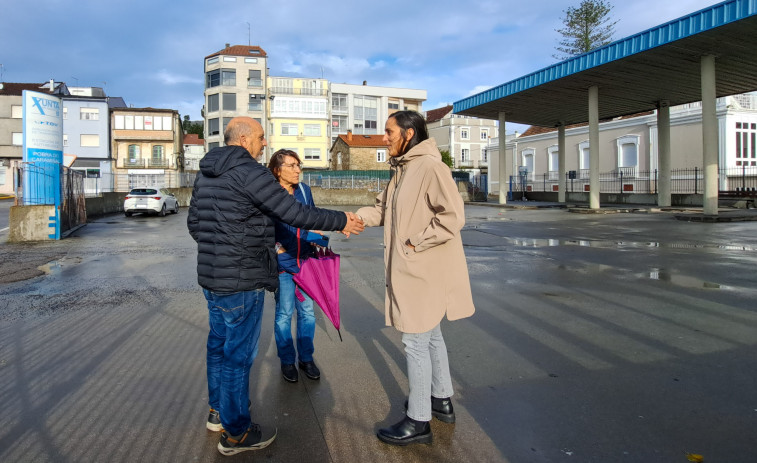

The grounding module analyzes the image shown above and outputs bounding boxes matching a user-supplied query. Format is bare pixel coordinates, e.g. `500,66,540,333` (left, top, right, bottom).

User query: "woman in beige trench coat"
356,110,475,446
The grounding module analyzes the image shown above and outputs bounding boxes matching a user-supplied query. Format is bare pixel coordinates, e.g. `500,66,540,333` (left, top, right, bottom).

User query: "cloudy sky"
1,0,717,132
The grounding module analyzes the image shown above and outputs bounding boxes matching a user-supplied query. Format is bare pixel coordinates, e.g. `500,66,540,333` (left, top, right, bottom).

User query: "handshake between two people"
341,212,365,237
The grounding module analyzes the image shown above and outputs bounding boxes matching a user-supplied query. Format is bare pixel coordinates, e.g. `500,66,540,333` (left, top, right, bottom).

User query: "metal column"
498,111,508,204
701,55,718,215
558,124,566,203
657,101,671,207
588,86,600,209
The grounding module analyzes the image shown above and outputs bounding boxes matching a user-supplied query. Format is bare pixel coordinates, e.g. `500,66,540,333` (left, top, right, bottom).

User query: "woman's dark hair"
267,149,301,180
388,110,429,156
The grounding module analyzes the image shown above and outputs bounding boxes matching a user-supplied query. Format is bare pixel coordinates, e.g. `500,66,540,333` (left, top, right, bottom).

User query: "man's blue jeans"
204,288,265,436
273,272,315,365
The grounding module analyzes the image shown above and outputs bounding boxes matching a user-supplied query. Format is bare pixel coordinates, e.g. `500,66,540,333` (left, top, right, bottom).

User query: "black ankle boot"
377,416,432,446
431,396,455,423
404,396,456,423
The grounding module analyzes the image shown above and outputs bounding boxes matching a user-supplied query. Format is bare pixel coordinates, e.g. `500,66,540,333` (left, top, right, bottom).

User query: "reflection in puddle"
646,268,727,290
471,233,757,252
38,261,62,275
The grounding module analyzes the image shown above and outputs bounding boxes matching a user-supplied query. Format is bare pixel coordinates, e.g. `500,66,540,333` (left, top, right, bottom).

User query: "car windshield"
129,189,159,195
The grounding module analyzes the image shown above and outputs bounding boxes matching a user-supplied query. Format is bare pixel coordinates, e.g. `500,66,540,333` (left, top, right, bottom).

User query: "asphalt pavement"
0,204,756,462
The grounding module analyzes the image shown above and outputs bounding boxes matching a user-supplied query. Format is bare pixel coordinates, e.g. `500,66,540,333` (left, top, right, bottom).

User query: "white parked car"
124,187,179,217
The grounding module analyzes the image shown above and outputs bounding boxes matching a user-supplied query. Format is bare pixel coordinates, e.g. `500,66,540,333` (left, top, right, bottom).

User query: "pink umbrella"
293,248,343,341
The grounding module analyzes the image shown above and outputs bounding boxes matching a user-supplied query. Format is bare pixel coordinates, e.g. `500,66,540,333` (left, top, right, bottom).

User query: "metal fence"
12,162,86,233
302,170,392,192
512,166,757,196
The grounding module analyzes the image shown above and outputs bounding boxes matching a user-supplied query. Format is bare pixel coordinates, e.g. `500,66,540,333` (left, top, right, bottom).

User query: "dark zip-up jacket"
187,145,346,293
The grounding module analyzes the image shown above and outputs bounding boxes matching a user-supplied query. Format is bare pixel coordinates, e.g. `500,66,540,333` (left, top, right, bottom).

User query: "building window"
125,115,135,130
63,107,68,119
223,56,237,62
152,145,164,161
80,107,99,120
11,105,22,118
461,148,470,162
332,94,347,112
388,102,399,110
135,115,145,130
244,58,257,64
735,121,757,166
0,166,5,185
482,148,488,163
223,117,232,133
248,94,263,111
12,132,22,145
207,94,219,112
480,128,489,141
81,134,100,147
548,145,559,180
332,115,348,134
248,70,262,87
208,142,220,150
521,148,535,180
304,124,321,136
206,69,235,88
206,56,219,65
281,123,298,136
115,115,124,129
128,144,141,163
222,93,236,111
578,141,590,172
377,149,387,163
208,118,220,136
353,95,378,134
63,134,68,146
616,135,639,175
304,148,321,160
460,127,470,140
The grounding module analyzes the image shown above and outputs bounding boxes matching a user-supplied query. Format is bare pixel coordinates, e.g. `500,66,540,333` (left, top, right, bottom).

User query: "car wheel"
172,202,179,214
125,211,132,217
159,204,167,217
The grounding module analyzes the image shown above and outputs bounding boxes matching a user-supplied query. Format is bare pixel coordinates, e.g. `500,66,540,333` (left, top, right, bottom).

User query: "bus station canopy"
453,0,757,127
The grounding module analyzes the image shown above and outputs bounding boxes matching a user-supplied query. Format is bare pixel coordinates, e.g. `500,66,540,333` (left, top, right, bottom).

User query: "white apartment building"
203,44,268,157
330,82,427,149
426,105,498,171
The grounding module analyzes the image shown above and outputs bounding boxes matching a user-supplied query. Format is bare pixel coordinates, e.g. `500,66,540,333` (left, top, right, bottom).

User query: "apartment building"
329,82,427,150
426,105,498,171
267,76,330,169
183,133,205,172
62,87,127,193
203,44,268,158
111,107,184,190
0,81,69,195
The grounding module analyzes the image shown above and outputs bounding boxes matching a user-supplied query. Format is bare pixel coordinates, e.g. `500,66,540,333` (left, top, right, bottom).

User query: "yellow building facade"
267,77,330,169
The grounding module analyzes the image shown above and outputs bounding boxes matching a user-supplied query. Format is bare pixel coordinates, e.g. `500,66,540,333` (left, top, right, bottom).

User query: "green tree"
440,149,453,168
554,0,618,60
182,115,204,139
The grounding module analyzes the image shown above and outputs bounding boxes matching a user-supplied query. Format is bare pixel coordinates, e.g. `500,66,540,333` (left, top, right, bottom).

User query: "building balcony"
270,87,328,97
121,158,176,169
458,160,474,168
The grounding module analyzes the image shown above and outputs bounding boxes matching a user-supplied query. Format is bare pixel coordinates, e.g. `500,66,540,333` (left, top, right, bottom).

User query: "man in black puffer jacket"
188,117,363,456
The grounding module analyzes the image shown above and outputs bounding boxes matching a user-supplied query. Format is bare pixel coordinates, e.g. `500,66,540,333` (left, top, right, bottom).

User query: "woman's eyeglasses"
282,163,301,170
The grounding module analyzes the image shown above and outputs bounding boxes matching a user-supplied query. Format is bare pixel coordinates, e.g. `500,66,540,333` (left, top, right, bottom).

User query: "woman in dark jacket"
268,149,326,383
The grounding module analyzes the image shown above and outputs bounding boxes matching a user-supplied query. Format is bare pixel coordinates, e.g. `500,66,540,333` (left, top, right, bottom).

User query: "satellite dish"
0,83,4,90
